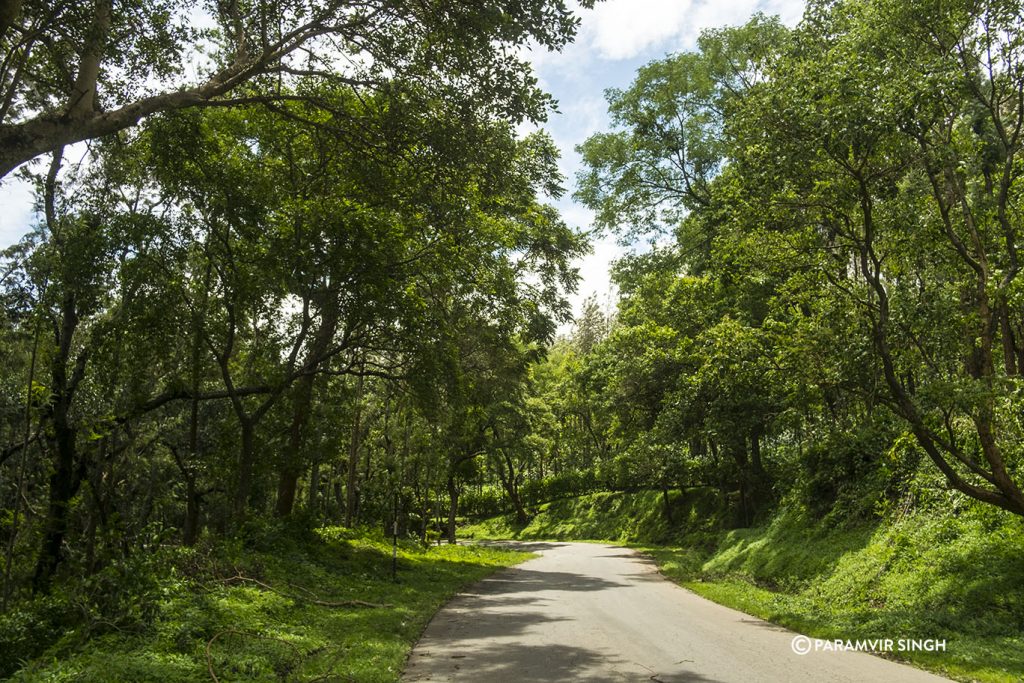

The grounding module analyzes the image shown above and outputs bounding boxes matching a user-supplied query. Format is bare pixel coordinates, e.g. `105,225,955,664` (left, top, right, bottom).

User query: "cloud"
674,0,805,48
0,177,37,249
581,0,695,60
576,0,806,61
559,229,624,334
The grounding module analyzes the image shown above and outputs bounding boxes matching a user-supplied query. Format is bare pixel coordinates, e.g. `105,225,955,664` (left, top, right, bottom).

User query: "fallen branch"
214,573,391,608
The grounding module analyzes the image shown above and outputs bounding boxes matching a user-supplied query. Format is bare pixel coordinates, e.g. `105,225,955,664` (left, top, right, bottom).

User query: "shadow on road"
473,567,626,593
405,642,727,683
619,571,669,583
470,540,568,553
593,551,642,560
736,618,792,633
425,609,574,640
405,542,950,683
461,594,551,609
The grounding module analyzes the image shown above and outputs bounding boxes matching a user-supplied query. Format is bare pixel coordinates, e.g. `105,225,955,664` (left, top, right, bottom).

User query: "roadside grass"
464,491,1024,683
461,489,720,544
1,524,531,682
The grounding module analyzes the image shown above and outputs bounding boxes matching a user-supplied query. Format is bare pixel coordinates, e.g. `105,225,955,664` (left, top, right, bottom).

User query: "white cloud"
582,0,694,60
576,0,805,61
549,94,608,175
553,201,625,333
558,236,624,335
572,232,622,303
764,0,806,27
0,177,37,249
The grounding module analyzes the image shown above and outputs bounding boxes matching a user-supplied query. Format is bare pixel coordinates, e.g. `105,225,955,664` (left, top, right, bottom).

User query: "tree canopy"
0,0,595,177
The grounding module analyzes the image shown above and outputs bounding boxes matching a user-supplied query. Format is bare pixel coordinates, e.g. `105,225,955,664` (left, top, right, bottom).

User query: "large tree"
732,0,1024,515
0,0,595,178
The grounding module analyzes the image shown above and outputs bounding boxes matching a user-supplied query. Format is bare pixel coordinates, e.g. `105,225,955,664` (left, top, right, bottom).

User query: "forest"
1,0,1023,680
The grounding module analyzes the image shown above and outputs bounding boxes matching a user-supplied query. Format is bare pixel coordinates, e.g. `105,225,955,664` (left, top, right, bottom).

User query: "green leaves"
575,14,789,242
564,0,1024,520
0,0,593,176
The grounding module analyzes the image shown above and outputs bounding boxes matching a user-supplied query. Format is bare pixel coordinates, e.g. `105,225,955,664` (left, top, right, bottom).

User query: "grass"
464,490,1024,683
1,524,531,682
461,488,722,544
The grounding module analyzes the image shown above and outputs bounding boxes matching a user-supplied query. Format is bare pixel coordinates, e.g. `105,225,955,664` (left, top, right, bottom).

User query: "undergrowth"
0,521,530,682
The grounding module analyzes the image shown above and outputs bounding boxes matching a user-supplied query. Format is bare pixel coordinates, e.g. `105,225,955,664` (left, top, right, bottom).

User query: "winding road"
402,542,950,682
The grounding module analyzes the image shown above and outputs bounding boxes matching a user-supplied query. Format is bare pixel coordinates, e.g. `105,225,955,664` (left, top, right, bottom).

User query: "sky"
0,0,806,323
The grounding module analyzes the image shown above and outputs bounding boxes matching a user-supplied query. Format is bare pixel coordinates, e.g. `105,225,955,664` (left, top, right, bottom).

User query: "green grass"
1,525,531,682
464,491,1024,683
461,488,721,544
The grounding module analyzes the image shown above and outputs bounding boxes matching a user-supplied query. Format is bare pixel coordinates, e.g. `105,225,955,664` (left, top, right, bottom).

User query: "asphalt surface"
402,541,951,682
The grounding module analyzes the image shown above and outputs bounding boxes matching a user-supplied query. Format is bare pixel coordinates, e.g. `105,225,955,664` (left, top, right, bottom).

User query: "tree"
575,13,788,246
0,0,596,178
1,49,588,593
732,0,1024,515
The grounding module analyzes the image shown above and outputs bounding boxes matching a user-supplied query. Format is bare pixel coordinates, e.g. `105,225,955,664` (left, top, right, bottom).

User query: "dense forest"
1,0,1023,679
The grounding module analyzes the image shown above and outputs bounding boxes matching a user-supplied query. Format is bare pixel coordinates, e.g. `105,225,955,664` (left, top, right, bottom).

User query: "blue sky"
0,0,805,321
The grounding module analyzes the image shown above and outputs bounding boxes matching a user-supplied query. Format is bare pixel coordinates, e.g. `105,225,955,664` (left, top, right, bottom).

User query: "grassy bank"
464,491,1024,682
1,524,530,682
461,489,719,544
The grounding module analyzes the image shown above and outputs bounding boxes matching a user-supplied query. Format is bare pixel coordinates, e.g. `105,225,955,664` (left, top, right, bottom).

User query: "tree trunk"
857,177,1024,516
497,452,528,524
345,372,364,527
728,437,752,527
274,294,339,517
233,418,256,520
33,289,87,593
747,424,771,516
275,467,301,518
333,479,344,514
32,404,81,592
183,477,201,546
1000,304,1018,376
446,473,459,544
307,457,320,511
749,425,765,478
67,0,112,118
662,486,674,523
275,372,315,517
419,493,430,543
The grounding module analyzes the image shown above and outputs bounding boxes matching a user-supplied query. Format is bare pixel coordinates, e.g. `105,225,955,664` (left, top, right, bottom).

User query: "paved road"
402,542,950,682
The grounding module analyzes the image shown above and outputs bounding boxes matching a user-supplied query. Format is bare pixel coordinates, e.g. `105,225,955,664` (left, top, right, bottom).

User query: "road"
402,542,950,682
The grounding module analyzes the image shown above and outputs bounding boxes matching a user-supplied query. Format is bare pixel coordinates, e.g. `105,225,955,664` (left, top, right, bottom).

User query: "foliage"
0,0,596,176
566,0,1024,530
0,523,530,681
5,0,1024,677
0,0,586,667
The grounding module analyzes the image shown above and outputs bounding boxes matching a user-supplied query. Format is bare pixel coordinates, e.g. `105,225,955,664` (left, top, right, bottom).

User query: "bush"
796,424,894,521
459,486,506,518
522,470,602,506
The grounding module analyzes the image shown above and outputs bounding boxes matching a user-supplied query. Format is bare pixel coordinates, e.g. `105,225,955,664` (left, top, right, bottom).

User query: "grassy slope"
463,492,1024,682
3,527,531,682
